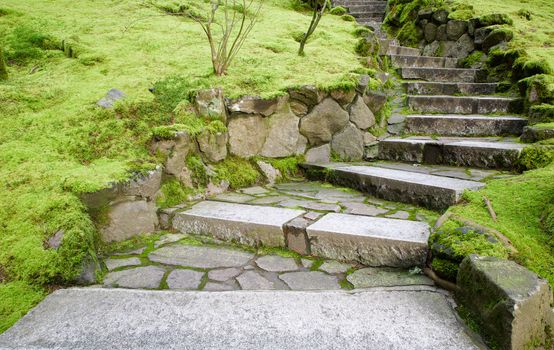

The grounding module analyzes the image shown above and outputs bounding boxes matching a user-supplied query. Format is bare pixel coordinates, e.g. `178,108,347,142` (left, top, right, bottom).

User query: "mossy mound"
330,6,347,16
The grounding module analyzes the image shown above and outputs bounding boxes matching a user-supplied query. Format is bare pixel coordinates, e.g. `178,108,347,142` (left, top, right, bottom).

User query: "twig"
483,196,497,222
423,267,458,292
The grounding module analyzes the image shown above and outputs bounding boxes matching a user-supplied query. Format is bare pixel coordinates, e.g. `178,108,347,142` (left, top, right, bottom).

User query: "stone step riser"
390,55,457,69
399,67,477,82
347,4,387,12
408,96,522,114
333,0,387,5
378,141,523,170
352,14,386,20
405,82,497,96
381,46,420,56
405,116,528,137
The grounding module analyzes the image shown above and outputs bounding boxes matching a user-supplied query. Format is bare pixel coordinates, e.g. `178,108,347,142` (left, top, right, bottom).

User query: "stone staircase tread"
383,137,525,149
404,82,498,96
406,114,526,121
408,95,517,101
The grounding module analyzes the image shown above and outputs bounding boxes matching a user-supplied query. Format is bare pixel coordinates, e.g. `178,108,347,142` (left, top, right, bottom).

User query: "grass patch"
0,281,46,333
213,157,261,189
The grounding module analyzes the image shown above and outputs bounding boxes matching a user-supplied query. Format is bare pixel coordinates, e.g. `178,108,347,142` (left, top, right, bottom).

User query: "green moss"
449,4,475,20
431,257,460,281
262,155,304,180
213,157,261,189
257,246,302,259
0,281,46,333
352,26,372,38
518,145,554,171
330,6,347,16
513,57,553,80
186,155,209,187
341,14,356,22
4,25,60,65
529,104,554,123
544,205,554,236
156,177,194,209
339,278,354,290
459,51,484,68
397,21,421,48
475,13,513,26
518,74,554,105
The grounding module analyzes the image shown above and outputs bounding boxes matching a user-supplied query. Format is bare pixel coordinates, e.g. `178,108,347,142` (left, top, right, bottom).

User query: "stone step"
399,67,477,82
306,213,430,267
383,45,420,56
351,13,386,21
346,3,388,12
302,163,484,210
405,115,528,136
333,0,388,5
407,95,522,114
405,82,498,96
173,201,305,247
0,288,482,349
378,137,526,169
390,55,457,68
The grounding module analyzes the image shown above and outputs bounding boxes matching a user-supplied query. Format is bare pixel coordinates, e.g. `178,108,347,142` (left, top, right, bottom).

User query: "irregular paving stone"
300,98,349,146
256,255,299,272
154,233,187,248
457,255,554,350
319,261,351,274
279,271,341,290
302,202,341,212
278,199,317,209
342,202,388,216
114,247,145,256
349,97,376,130
301,259,314,268
386,211,411,220
249,196,290,205
240,186,269,195
166,269,204,290
104,258,142,271
208,268,242,282
149,245,254,269
304,212,323,221
331,123,364,161
213,192,255,203
97,88,126,109
347,268,434,288
103,266,165,289
203,282,236,291
237,271,276,290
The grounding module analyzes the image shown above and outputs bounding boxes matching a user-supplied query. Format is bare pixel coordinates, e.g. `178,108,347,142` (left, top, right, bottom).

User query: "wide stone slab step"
351,14,386,21
378,137,525,169
399,67,477,82
346,3,388,12
173,201,304,247
405,82,498,96
382,45,420,56
390,55,457,68
333,0,388,6
407,95,522,114
405,115,528,136
306,213,430,267
0,288,481,350
302,163,484,210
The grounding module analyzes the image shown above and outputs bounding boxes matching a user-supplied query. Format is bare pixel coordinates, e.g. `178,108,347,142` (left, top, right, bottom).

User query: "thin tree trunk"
0,46,7,81
298,2,327,56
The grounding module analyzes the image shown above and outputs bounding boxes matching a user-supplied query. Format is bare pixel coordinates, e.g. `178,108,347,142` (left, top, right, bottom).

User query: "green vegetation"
330,6,347,16
214,157,262,189
0,282,46,333
0,46,7,80
156,178,194,209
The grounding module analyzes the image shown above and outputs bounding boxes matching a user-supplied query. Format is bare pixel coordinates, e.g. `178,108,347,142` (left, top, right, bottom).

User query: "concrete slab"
0,288,482,350
172,201,304,247
306,213,430,267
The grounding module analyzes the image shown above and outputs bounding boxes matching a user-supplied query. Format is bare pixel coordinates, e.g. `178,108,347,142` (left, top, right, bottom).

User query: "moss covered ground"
0,0,366,332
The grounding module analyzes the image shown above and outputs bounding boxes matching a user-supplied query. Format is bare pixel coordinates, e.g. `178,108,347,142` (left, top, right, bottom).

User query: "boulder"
483,29,513,53
226,95,287,117
363,91,387,114
305,144,331,163
288,85,324,109
422,40,441,56
474,26,495,46
424,23,438,42
256,160,281,185
97,88,125,109
194,88,227,122
101,200,159,242
457,255,553,350
296,135,308,155
260,105,301,158
432,9,449,24
197,131,228,163
436,24,448,41
356,75,370,94
349,97,376,130
290,100,309,117
446,34,474,58
330,89,356,107
446,20,468,41
300,98,349,146
155,132,197,179
363,132,377,146
228,114,268,158
331,123,364,160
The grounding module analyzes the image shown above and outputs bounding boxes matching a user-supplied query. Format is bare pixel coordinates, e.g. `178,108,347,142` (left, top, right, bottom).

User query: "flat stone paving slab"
0,288,482,349
103,266,165,289
166,269,204,290
255,255,298,272
104,257,141,271
149,245,254,269
279,271,341,290
347,267,434,288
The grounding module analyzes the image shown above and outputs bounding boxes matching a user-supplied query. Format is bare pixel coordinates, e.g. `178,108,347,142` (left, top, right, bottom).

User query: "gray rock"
203,282,236,291
289,100,309,117
154,233,187,247
446,20,468,41
213,192,255,203
256,255,298,272
422,40,441,56
103,266,165,289
166,269,204,290
206,180,230,197
240,186,269,195
226,96,285,117
296,134,308,155
446,34,475,58
250,196,290,205
288,85,324,109
158,132,196,182
387,122,405,135
482,29,513,52
0,287,483,349
300,98,349,146
100,200,158,242
356,75,370,94
75,256,101,285
521,125,554,143
284,217,312,255
149,245,254,269
257,160,281,186
97,88,125,109
47,230,65,249
228,114,268,157
194,88,227,122
388,114,406,124
474,26,494,46
305,144,331,163
386,211,410,219
457,255,554,350
347,267,434,288
349,97,376,130
237,271,276,290
432,9,449,24
104,258,142,271
330,89,356,107
279,271,341,290
424,22,438,42
362,91,387,114
342,202,388,216
303,202,341,212
319,261,351,274
208,268,242,282
436,25,447,41
331,123,364,161
363,132,377,146
113,247,146,256
301,259,314,268
260,106,301,158
197,131,228,163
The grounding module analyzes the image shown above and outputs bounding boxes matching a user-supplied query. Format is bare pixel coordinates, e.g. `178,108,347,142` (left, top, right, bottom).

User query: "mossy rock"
431,257,459,282
473,13,513,27
518,74,554,106
482,28,514,52
459,51,485,68
352,26,372,38
330,6,347,16
513,58,553,81
487,48,525,68
397,21,422,48
529,104,554,123
341,14,356,22
517,145,554,171
355,35,380,57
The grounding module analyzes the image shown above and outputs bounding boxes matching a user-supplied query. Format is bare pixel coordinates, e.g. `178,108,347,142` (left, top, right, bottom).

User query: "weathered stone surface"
405,115,527,137
155,233,188,248
349,97,376,130
256,255,298,272
305,144,331,163
257,160,281,186
240,186,269,195
0,288,482,349
208,268,242,282
386,211,410,220
363,91,387,114
436,25,447,41
432,9,449,24
47,230,64,249
226,96,285,117
203,282,235,291
296,134,308,155
104,258,142,271
457,255,553,350
149,245,254,269
483,29,513,53
521,125,554,143
197,131,228,163
319,261,351,274
331,123,364,161
284,217,312,255
237,271,276,290
166,269,204,290
103,266,165,289
194,88,227,121
424,22,437,42
407,95,519,114
446,34,475,58
474,26,494,46
303,202,341,212
260,106,300,158
288,85,323,109
400,67,477,83
446,20,468,41
289,100,308,117
363,132,377,146
306,213,430,268
160,132,196,182
213,192,255,203
101,200,158,242
228,114,268,157
279,271,341,290
405,82,497,96
300,98,349,146
330,89,356,107
342,202,388,216
422,40,440,56
173,201,304,247
97,88,125,109
347,268,434,288
391,55,458,69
